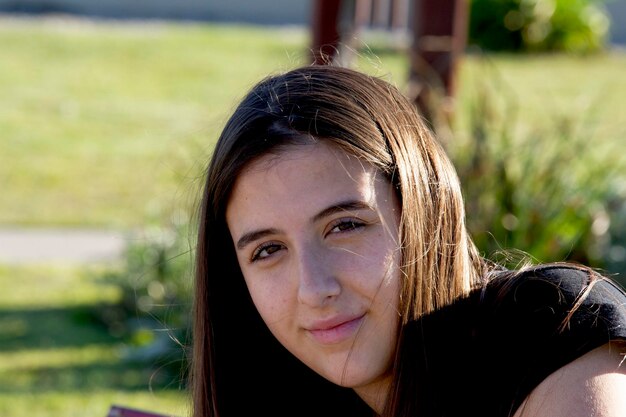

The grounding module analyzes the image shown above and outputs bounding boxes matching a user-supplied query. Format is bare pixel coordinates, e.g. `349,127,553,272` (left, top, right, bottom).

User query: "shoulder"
476,264,626,416
483,264,626,339
486,263,620,300
513,341,626,417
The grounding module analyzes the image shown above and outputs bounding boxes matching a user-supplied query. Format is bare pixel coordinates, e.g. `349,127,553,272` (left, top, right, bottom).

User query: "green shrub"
94,222,194,384
469,0,611,52
447,72,626,287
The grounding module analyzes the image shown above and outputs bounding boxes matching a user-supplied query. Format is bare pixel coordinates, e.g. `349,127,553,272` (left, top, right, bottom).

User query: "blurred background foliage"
469,0,611,52
451,64,626,274
1,2,625,414
93,223,194,383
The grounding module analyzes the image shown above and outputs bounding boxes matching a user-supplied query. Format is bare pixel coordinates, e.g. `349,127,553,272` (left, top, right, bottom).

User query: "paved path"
0,228,127,264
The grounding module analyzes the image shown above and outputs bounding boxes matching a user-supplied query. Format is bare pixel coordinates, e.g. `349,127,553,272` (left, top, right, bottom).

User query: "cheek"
344,232,400,286
243,272,294,327
236,250,290,321
357,239,402,313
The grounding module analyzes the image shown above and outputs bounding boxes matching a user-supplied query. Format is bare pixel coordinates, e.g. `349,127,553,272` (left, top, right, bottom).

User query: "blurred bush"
94,223,194,385
448,75,626,287
469,0,611,52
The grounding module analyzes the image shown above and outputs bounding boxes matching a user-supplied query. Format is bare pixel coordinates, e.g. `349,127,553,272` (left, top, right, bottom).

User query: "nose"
296,247,341,307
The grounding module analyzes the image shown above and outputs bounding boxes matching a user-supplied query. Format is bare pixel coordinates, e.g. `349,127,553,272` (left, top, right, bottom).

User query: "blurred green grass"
4,18,623,229
2,18,624,229
0,19,406,228
0,265,188,417
457,51,626,144
0,19,309,228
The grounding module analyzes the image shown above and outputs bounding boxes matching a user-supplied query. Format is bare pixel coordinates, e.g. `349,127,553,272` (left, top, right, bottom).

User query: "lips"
306,314,365,345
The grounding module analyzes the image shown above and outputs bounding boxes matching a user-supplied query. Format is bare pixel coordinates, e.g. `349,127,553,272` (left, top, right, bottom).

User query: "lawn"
0,18,405,229
1,15,625,417
3,18,625,229
0,18,308,228
2,17,624,229
0,264,188,417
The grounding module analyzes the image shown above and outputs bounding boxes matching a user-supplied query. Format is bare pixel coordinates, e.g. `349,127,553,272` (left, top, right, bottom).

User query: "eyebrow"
235,200,374,251
311,200,374,223
236,228,280,250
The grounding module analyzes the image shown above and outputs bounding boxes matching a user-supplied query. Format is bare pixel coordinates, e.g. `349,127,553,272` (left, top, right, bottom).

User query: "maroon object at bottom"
107,405,176,417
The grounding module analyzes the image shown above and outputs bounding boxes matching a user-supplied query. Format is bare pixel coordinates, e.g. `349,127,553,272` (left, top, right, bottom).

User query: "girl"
191,65,626,417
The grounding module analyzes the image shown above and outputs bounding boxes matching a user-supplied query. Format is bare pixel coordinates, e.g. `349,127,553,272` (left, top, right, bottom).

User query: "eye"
251,242,284,262
328,219,366,234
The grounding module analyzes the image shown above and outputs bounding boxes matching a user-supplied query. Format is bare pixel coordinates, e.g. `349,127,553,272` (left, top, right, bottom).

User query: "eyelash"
249,218,366,263
328,218,366,234
250,241,284,262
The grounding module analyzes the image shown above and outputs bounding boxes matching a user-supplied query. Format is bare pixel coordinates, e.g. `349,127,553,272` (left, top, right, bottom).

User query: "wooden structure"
311,0,468,122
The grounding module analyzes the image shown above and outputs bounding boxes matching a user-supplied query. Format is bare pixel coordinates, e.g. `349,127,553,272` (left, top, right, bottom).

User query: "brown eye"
251,243,284,262
329,219,365,234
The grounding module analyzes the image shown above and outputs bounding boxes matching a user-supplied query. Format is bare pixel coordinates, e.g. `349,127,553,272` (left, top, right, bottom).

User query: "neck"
353,374,392,416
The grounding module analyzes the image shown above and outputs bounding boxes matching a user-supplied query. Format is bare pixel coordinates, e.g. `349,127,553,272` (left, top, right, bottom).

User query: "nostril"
297,273,341,306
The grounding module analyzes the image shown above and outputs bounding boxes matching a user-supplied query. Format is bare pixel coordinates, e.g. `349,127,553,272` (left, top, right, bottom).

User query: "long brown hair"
191,65,487,417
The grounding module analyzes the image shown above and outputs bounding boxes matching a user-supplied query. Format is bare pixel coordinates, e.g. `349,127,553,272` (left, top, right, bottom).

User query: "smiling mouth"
307,315,365,345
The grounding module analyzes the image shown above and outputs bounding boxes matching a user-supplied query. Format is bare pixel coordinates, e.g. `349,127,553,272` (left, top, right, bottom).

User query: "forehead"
225,142,383,221
249,141,364,172
244,140,374,178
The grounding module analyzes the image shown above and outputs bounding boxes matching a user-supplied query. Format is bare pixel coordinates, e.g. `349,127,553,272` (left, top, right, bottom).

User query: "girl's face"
226,141,401,404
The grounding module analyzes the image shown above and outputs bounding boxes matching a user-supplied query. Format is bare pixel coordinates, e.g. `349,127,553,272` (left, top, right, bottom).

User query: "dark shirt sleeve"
401,265,626,417
480,265,626,416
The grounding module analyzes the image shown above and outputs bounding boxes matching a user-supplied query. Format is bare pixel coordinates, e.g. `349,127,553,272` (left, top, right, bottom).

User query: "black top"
403,265,626,417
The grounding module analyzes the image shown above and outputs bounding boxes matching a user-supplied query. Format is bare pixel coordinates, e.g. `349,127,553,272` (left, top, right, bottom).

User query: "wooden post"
310,0,468,127
409,0,468,124
311,0,343,64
